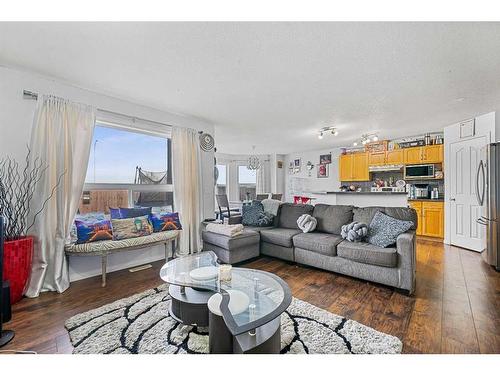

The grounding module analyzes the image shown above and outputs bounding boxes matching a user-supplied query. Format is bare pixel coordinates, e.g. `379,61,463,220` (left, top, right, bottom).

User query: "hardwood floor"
2,239,499,354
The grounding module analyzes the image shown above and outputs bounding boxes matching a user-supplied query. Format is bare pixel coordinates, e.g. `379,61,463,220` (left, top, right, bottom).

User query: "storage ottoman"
202,229,260,264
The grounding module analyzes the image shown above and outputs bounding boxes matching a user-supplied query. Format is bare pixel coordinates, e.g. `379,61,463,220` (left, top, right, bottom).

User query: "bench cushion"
293,232,343,256
202,229,260,250
65,230,179,254
337,241,397,267
260,228,301,247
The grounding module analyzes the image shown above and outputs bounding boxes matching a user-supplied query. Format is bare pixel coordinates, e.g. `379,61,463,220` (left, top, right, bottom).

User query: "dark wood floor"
2,238,499,354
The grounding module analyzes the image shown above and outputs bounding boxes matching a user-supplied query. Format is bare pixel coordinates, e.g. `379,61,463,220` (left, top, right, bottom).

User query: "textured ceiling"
1,22,500,154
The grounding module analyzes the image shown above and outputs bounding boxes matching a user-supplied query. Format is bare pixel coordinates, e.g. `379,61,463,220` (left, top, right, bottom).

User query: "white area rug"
65,284,402,354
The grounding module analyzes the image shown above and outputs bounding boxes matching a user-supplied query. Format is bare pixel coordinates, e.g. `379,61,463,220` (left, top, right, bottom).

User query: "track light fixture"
353,133,379,147
317,126,338,139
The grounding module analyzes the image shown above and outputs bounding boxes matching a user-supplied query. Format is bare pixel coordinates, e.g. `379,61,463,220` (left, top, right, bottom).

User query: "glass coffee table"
159,251,292,353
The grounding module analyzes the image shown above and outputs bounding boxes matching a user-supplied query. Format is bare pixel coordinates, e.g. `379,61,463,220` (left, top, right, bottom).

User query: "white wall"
284,148,342,202
0,65,215,282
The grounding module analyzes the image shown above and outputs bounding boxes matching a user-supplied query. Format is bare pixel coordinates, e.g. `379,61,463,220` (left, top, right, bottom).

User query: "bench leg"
101,255,107,287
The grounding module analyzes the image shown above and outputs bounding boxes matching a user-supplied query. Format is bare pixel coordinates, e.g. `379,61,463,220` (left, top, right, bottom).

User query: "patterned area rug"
65,284,402,354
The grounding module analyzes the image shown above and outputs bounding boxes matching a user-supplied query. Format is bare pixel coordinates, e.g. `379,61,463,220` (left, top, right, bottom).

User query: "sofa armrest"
396,230,416,294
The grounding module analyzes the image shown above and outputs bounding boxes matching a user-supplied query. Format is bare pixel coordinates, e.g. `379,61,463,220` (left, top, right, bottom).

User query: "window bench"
65,230,180,287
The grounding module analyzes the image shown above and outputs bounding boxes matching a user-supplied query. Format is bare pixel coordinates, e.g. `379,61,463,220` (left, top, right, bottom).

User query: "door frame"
444,112,495,245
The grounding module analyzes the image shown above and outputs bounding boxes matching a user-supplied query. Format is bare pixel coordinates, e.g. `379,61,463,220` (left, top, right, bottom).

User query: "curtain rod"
23,89,204,134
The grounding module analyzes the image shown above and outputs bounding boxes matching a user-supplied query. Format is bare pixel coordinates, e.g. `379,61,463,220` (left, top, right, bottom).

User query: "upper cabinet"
368,149,404,166
339,152,369,181
403,145,443,164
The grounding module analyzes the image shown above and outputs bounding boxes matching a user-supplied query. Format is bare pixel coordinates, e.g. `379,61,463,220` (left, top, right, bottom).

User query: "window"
80,122,173,214
215,164,227,196
238,165,256,201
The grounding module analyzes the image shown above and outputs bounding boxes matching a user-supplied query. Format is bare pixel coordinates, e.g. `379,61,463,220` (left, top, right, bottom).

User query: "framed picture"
294,158,301,171
277,160,283,169
317,164,328,178
319,153,332,165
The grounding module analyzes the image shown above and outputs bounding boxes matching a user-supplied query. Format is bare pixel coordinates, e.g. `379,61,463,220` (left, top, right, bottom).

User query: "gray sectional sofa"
202,203,417,295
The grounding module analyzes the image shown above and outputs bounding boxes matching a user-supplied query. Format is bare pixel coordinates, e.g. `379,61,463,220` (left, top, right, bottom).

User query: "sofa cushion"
368,211,414,248
260,228,302,247
384,207,418,230
313,204,354,235
337,241,397,267
293,232,343,256
202,229,260,250
277,203,314,229
352,206,386,225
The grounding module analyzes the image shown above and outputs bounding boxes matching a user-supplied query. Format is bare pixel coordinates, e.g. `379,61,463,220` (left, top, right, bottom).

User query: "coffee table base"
208,311,281,354
169,284,213,327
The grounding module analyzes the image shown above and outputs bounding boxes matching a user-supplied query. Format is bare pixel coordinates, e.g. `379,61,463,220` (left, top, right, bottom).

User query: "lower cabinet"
408,201,444,238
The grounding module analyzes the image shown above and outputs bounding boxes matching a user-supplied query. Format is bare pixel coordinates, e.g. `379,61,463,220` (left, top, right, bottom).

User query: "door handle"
476,218,487,226
450,198,456,201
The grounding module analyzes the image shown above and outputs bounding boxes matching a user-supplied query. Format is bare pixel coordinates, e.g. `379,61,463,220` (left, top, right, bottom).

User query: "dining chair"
215,194,242,224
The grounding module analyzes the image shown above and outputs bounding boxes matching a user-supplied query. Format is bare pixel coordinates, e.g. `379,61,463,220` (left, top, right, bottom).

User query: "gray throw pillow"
367,211,413,248
242,201,274,227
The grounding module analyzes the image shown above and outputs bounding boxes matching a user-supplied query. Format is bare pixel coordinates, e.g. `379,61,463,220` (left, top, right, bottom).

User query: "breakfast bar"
306,191,409,207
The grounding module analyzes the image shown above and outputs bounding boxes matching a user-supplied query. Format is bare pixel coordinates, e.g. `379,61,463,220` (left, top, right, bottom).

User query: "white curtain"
26,95,95,297
256,159,271,194
172,127,203,255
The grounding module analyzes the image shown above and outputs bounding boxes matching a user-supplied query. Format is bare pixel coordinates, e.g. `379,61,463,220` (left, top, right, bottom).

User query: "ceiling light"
372,135,378,141
353,142,358,146
333,130,339,136
318,132,323,139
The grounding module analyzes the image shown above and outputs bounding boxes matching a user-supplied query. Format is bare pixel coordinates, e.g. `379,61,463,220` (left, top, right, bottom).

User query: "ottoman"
202,229,260,264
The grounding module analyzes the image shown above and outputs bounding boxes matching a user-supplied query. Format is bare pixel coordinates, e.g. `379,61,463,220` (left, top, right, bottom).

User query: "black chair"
271,193,283,201
215,194,242,224
255,194,269,201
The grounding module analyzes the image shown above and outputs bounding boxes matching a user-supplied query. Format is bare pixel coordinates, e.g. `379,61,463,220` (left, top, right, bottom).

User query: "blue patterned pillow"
367,211,413,248
242,201,274,227
149,212,182,232
75,219,113,244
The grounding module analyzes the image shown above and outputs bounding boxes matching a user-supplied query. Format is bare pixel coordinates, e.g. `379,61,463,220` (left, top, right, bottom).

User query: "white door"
449,136,488,251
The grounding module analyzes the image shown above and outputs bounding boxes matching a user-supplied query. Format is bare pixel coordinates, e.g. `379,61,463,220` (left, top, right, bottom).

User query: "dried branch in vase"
0,146,65,241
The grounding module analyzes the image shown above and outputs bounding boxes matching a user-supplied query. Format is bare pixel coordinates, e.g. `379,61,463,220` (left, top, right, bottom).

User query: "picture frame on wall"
319,153,332,165
294,158,301,171
317,164,328,178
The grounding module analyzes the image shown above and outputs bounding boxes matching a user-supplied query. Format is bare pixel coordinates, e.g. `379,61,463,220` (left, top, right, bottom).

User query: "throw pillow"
149,212,183,232
71,212,106,243
367,211,413,248
111,215,153,240
242,201,274,227
109,207,152,219
341,221,368,242
297,214,317,233
75,219,113,244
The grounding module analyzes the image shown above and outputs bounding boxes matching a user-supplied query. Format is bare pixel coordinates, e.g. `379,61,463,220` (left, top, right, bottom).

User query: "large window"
238,165,256,201
80,122,173,214
215,164,227,196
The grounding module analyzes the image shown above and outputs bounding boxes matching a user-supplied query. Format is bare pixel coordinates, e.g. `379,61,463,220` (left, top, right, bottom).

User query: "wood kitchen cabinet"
408,200,444,238
368,149,404,166
339,152,369,181
403,145,444,164
368,152,386,166
385,149,404,164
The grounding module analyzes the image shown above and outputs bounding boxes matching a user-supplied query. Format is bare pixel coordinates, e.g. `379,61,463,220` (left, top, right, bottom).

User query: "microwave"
404,164,435,179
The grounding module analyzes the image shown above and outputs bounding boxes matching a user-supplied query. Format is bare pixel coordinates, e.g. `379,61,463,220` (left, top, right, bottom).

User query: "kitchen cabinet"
339,152,369,181
403,145,444,164
368,152,386,166
368,149,404,166
385,149,404,164
408,200,444,238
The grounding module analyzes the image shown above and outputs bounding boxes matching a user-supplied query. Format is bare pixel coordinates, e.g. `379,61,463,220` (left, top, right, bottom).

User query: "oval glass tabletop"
160,251,292,335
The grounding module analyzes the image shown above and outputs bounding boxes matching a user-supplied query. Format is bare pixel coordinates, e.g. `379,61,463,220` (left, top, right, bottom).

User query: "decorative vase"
2,236,34,304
